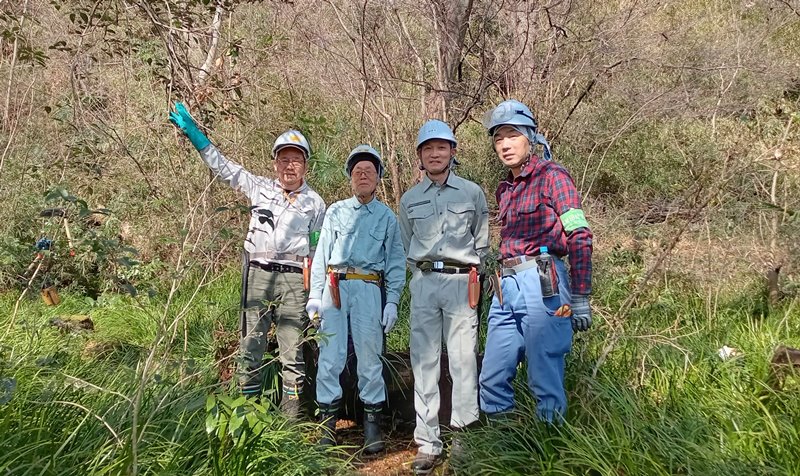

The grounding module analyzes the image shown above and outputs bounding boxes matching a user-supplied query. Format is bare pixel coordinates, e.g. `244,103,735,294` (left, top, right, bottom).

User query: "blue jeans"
479,259,573,422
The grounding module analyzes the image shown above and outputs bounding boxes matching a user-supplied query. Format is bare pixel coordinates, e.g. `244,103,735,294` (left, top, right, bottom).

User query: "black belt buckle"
417,261,471,274
250,261,301,274
279,264,302,274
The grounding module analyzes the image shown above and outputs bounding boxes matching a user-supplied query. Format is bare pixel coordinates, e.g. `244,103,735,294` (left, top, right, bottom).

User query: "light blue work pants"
316,279,386,406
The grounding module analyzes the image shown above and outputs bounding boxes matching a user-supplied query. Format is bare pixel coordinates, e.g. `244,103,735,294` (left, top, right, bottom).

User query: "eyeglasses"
482,103,536,129
276,157,305,166
351,168,377,178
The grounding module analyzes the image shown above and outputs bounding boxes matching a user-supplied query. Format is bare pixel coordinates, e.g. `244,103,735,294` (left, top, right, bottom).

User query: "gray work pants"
409,268,479,456
239,265,308,397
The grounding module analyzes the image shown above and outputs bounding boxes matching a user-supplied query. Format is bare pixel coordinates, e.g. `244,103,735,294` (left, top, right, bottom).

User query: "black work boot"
279,385,302,420
317,400,340,449
363,403,385,454
411,451,442,475
485,410,516,425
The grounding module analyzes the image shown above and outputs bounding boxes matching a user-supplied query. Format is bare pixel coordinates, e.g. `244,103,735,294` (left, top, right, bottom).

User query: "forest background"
1,0,800,475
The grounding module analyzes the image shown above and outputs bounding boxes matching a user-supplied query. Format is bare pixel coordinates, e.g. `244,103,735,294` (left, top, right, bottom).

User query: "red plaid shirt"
496,156,593,294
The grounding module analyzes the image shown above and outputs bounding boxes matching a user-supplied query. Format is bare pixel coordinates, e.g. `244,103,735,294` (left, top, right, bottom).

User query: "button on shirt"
497,157,593,295
199,145,326,267
399,172,489,268
309,196,406,305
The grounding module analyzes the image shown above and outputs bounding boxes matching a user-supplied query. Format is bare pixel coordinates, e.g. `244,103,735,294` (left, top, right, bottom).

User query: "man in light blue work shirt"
305,145,406,454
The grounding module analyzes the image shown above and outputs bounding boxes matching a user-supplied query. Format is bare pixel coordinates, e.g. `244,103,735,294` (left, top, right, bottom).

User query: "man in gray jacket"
399,120,489,474
170,103,326,418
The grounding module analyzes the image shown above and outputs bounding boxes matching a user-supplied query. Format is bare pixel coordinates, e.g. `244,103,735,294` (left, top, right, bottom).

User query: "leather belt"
329,266,381,282
250,261,303,274
501,254,539,268
415,260,474,274
501,259,539,277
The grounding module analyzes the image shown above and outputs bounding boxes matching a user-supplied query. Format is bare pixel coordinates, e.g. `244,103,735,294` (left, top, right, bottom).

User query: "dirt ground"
337,419,451,476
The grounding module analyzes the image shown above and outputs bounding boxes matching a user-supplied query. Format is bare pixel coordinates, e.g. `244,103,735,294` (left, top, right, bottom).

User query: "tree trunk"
3,0,30,131
429,0,473,120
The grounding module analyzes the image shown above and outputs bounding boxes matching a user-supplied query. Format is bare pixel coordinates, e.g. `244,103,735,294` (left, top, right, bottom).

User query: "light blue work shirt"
310,196,406,305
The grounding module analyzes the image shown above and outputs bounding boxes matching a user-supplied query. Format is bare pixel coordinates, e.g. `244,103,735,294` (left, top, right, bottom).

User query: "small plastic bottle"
536,246,558,297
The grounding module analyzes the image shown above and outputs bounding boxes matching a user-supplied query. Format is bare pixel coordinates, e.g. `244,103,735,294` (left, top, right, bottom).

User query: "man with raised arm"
169,103,325,418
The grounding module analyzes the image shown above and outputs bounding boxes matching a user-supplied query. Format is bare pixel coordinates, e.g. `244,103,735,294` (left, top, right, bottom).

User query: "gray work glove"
570,294,592,332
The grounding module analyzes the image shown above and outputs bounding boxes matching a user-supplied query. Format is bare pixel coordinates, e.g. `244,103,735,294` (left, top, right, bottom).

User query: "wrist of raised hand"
185,127,210,151
169,102,211,151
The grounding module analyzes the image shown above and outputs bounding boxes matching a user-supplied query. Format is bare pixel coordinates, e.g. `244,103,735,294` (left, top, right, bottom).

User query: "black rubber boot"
279,386,302,420
317,400,340,449
485,410,516,425
363,403,385,454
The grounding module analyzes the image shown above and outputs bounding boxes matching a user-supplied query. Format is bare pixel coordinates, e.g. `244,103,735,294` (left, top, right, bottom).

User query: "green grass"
1,264,799,475
0,270,348,475
452,276,800,476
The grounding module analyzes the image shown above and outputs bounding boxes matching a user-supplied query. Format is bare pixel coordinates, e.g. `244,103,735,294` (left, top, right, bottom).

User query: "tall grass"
452,275,800,476
0,270,348,475
2,260,799,475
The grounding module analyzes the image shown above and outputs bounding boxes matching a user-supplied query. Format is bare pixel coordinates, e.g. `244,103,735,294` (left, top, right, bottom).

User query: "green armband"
309,230,321,247
560,208,589,232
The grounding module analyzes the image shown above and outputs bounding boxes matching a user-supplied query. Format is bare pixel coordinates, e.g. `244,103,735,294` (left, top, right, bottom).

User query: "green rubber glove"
169,102,211,151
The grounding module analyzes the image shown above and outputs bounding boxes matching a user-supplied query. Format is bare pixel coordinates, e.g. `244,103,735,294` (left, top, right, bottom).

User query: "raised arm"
169,102,261,202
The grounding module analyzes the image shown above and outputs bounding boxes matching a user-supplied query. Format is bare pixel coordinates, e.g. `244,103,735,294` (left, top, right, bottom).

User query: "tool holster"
303,257,311,291
468,266,480,309
327,269,341,309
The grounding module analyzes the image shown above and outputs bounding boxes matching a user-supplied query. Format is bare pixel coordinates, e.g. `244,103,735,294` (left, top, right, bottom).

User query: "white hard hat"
272,130,310,159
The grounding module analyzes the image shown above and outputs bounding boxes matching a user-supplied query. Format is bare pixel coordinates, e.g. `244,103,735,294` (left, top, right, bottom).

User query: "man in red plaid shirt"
479,99,593,423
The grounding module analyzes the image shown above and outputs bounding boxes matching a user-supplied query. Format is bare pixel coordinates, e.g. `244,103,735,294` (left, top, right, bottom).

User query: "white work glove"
306,298,322,329
381,302,398,334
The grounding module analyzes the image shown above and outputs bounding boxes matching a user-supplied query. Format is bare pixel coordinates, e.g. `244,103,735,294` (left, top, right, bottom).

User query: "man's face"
493,125,530,170
274,147,308,191
418,139,454,175
350,160,379,197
